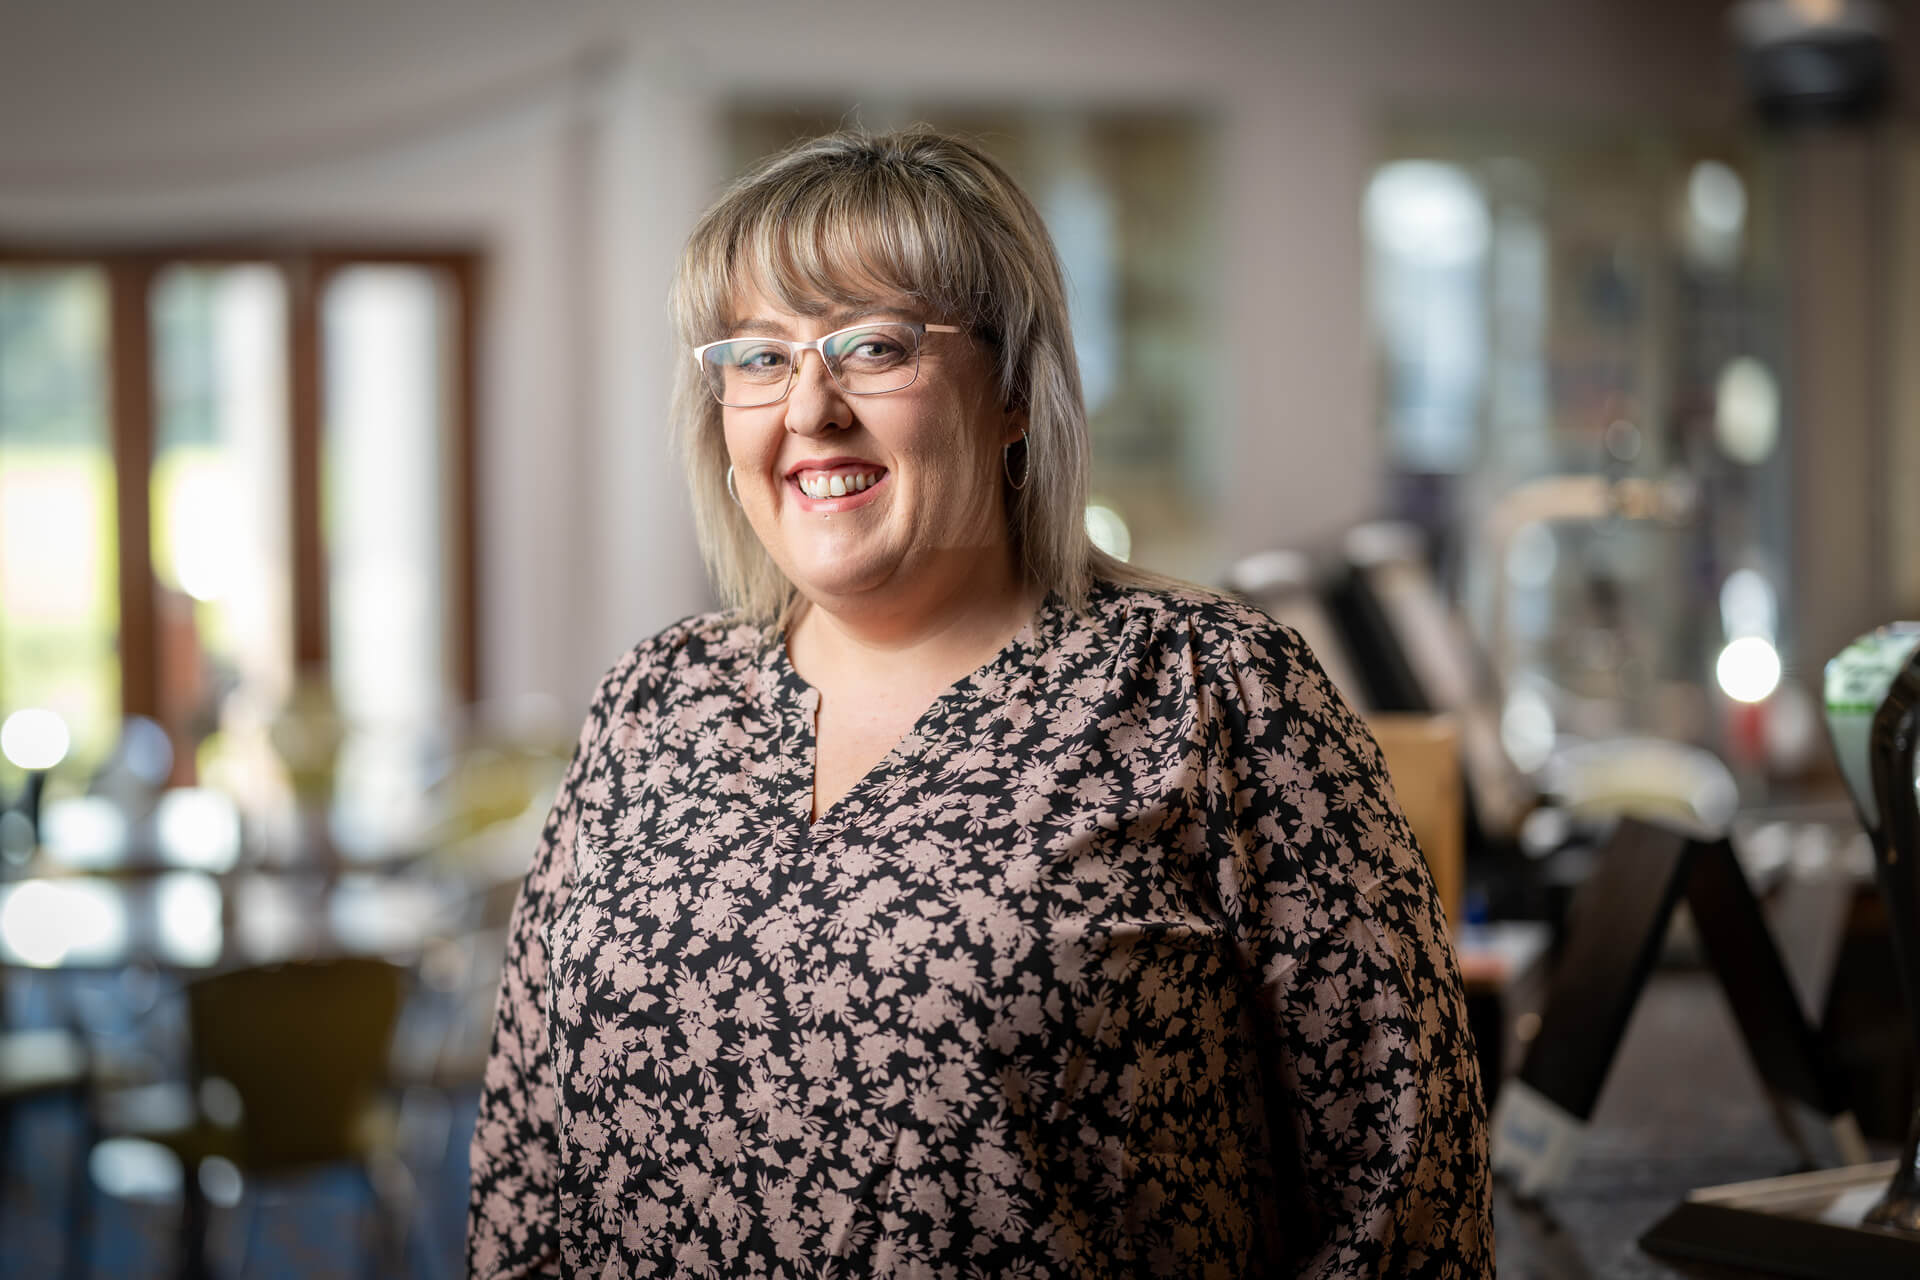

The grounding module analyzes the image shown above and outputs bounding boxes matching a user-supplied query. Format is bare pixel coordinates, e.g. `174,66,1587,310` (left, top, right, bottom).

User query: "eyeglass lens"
700,322,924,407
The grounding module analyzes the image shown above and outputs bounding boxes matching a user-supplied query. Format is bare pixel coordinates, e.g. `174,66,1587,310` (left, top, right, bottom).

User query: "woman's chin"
787,556,899,606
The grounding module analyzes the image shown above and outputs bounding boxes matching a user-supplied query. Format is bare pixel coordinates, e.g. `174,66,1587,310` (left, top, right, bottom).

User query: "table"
1494,967,1880,1278
0,871,460,970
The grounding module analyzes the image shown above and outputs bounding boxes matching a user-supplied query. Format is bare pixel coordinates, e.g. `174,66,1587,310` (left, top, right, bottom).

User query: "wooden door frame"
0,242,484,724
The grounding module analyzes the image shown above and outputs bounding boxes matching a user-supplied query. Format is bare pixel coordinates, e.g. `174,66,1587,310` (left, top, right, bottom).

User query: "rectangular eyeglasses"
692,320,961,408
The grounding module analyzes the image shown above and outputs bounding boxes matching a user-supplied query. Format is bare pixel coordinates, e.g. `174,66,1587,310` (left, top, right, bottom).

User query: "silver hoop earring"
1003,438,1029,492
726,465,739,505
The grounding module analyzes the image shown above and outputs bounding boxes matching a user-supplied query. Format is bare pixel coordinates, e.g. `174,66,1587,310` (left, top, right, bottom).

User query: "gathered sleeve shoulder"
466,638,660,1279
1186,598,1493,1278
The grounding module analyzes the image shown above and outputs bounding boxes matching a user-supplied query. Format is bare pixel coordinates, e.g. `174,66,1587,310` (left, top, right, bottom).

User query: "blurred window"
151,264,294,785
323,265,456,850
1365,160,1493,474
0,267,119,778
0,249,479,820
1365,126,1788,748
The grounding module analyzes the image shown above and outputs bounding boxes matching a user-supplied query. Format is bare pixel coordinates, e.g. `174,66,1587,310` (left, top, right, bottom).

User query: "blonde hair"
670,127,1166,623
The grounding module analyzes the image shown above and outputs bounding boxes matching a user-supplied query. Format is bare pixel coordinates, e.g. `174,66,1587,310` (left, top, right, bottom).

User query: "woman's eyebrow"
824,305,913,327
727,305,914,338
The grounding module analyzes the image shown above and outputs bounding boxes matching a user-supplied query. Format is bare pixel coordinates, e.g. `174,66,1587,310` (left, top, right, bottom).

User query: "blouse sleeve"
467,648,640,1279
1198,611,1493,1278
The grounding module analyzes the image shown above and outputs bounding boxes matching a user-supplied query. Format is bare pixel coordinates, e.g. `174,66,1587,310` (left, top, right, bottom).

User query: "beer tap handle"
1867,649,1920,1038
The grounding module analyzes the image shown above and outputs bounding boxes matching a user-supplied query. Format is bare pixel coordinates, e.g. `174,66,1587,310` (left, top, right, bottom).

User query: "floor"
2,1089,477,1279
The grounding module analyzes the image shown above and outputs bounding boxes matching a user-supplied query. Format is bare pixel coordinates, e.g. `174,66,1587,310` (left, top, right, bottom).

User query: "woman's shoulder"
1083,576,1351,730
631,607,774,667
1085,575,1309,667
590,608,776,715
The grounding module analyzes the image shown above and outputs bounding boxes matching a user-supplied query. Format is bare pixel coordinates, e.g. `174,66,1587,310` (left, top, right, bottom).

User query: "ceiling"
0,0,627,185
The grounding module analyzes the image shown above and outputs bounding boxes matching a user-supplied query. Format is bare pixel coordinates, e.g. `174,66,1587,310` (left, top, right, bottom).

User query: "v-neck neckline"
765,591,1063,834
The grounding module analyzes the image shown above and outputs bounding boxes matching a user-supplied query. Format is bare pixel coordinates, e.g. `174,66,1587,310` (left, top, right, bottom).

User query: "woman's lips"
790,466,887,511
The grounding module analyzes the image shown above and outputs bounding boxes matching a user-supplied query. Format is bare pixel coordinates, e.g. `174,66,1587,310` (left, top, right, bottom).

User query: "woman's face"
720,284,1025,615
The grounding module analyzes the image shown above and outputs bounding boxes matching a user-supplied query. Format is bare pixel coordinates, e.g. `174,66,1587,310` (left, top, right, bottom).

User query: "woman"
469,129,1491,1278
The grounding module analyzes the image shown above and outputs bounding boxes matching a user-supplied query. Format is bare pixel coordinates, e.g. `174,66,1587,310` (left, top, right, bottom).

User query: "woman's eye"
838,333,906,363
737,345,788,370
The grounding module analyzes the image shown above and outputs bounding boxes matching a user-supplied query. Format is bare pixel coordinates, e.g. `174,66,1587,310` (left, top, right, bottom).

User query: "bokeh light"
1714,356,1781,465
0,878,120,967
1717,635,1783,704
1084,504,1132,562
1,707,71,771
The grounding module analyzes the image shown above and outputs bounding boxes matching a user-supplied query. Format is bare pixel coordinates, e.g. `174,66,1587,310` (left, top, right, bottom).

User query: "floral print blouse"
468,581,1492,1278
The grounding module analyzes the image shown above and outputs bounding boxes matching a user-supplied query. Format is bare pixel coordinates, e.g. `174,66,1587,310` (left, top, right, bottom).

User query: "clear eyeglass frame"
691,320,962,408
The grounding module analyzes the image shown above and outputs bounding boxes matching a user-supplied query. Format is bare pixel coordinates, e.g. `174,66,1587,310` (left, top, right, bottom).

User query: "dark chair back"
186,957,403,1173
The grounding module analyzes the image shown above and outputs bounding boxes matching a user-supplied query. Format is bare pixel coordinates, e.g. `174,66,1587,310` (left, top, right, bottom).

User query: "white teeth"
797,470,881,499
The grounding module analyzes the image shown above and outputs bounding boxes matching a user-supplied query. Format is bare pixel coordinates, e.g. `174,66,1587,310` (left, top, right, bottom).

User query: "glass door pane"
0,267,118,780
150,263,293,796
322,264,453,854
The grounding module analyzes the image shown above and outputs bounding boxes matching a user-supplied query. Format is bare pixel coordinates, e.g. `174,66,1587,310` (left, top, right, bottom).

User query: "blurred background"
1,0,1916,1274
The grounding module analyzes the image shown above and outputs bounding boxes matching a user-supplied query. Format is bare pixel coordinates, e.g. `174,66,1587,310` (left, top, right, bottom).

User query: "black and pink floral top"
468,581,1491,1278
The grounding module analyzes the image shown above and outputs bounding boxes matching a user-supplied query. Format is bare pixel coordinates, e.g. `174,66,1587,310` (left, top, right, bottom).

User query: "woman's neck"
787,554,1041,698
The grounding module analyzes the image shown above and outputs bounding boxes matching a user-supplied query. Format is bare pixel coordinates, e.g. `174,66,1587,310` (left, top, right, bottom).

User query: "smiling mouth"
791,466,886,501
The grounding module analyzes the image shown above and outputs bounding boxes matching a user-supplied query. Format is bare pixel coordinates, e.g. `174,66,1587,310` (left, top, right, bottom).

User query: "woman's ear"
1002,406,1029,447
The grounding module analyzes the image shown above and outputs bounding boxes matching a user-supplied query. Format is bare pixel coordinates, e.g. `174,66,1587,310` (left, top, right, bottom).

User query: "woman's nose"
782,350,850,436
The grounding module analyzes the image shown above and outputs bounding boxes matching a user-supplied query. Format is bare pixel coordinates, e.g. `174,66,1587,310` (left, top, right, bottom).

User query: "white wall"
0,0,1737,709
